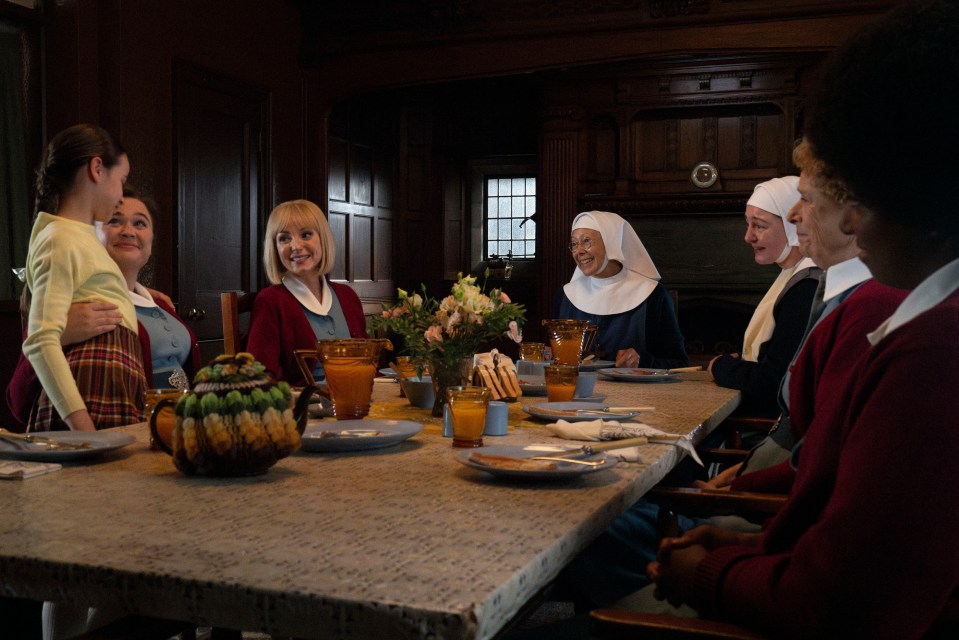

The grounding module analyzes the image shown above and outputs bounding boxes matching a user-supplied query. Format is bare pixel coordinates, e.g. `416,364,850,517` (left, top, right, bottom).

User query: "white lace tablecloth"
0,372,738,639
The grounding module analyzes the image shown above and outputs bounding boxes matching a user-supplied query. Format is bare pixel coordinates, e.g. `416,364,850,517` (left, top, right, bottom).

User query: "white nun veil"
562,211,661,315
740,176,816,361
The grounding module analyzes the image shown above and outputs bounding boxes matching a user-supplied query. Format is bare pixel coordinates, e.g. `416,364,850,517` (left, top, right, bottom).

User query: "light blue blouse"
305,288,351,380
136,304,192,388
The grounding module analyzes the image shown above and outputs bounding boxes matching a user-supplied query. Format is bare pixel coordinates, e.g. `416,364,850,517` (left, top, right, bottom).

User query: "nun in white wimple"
708,176,821,418
555,211,688,369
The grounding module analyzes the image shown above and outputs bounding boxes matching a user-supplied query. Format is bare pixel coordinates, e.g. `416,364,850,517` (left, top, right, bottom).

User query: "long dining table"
0,370,738,639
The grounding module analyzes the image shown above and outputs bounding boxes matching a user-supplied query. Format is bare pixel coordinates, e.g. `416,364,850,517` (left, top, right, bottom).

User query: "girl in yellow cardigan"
22,123,145,431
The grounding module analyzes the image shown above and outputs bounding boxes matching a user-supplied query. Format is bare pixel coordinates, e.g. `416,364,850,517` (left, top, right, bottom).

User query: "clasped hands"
647,525,760,608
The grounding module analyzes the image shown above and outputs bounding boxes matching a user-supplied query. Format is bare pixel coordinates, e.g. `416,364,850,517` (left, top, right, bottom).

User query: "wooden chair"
220,291,257,355
698,415,776,463
647,485,788,538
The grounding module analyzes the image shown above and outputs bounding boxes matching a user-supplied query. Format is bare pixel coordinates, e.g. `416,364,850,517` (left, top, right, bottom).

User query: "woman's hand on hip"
62,300,122,346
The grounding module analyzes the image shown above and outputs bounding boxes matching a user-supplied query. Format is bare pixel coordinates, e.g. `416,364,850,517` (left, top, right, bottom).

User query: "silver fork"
0,428,88,451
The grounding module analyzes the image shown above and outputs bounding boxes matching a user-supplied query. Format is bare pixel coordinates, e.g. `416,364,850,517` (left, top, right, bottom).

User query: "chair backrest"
221,291,257,355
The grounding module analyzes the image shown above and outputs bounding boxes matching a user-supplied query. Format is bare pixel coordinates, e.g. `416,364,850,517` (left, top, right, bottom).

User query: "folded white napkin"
544,419,703,466
0,461,62,480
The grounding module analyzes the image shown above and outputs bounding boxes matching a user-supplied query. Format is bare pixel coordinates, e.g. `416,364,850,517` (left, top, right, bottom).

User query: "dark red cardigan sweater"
245,280,367,386
692,288,959,638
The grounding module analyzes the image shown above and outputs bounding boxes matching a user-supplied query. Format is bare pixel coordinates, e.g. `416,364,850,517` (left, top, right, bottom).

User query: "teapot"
150,352,315,476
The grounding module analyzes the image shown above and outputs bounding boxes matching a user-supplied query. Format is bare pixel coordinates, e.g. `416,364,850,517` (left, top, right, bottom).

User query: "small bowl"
401,376,434,409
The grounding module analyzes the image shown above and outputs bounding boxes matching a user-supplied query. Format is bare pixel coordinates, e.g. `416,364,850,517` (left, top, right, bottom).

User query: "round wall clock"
691,161,719,188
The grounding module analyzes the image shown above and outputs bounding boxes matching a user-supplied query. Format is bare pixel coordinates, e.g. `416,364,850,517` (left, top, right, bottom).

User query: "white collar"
868,256,959,345
129,282,158,308
282,275,331,316
823,257,871,302
563,267,658,315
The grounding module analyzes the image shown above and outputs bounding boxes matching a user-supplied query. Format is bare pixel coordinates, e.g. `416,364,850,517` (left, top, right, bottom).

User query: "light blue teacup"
574,372,598,398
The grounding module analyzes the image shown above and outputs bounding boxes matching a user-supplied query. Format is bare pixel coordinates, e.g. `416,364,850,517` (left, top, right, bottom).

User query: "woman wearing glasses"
554,210,688,369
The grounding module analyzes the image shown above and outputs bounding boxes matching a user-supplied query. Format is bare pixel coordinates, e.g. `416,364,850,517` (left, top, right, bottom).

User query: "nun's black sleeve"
710,277,818,418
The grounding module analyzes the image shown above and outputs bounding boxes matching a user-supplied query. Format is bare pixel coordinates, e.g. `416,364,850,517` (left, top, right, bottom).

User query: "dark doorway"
174,63,269,360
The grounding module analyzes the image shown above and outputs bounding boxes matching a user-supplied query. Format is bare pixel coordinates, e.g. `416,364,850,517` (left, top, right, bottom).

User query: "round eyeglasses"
568,237,594,252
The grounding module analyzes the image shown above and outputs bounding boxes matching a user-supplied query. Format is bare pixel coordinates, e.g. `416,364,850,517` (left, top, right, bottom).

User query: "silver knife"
550,435,683,459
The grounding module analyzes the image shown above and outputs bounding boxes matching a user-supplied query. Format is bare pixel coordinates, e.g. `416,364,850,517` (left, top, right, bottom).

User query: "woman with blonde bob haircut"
247,199,367,384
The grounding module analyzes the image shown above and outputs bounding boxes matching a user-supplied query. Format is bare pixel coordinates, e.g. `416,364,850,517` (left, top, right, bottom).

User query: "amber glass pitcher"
542,319,598,365
294,338,393,419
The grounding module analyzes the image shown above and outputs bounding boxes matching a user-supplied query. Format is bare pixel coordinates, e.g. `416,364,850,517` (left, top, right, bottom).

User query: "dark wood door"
174,63,269,356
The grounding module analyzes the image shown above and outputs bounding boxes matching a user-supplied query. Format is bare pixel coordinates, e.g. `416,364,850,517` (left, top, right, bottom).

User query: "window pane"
483,175,536,259
512,196,526,216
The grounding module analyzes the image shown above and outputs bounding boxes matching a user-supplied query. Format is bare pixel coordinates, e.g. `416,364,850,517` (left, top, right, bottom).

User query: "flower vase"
428,356,474,417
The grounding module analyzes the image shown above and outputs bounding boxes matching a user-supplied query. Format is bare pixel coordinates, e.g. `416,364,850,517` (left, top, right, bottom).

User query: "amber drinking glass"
145,388,185,450
519,342,546,362
544,364,579,402
446,386,491,448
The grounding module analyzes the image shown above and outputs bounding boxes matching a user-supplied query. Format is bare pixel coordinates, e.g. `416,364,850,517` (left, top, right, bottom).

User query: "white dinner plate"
300,419,423,452
597,368,681,382
522,402,643,422
455,445,618,479
0,430,136,462
578,359,616,371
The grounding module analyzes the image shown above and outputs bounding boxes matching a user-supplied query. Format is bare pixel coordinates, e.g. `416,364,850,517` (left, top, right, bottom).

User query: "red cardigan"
245,280,367,386
693,289,959,638
730,281,907,494
5,298,201,430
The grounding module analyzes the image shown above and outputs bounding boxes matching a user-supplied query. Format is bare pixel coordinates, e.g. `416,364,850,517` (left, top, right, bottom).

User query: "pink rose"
424,325,444,343
499,292,511,303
